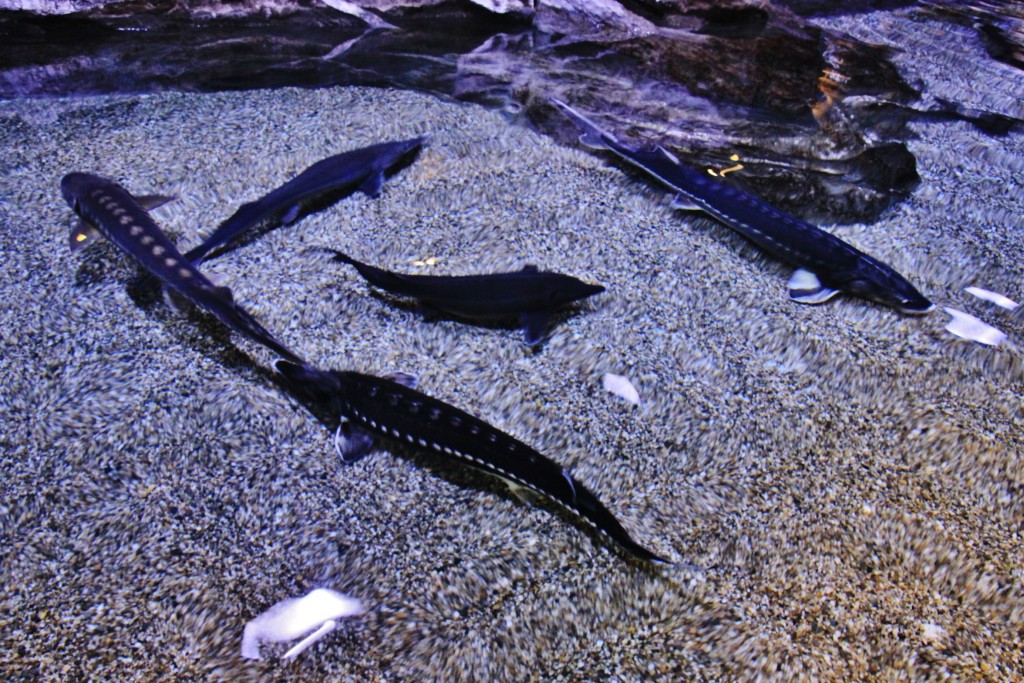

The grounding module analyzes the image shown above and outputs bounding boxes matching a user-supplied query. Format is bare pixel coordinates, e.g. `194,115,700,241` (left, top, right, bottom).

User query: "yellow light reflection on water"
708,154,744,177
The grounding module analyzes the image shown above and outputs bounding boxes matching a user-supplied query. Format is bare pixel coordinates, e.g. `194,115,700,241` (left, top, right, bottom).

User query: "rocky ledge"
1,0,1021,222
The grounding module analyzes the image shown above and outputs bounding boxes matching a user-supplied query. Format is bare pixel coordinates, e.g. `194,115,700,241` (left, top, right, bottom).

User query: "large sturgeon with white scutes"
274,360,668,564
552,99,933,315
61,172,302,363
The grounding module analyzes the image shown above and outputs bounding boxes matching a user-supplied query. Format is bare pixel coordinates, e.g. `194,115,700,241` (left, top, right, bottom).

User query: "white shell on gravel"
943,307,1007,347
241,588,364,661
965,286,1019,310
920,622,949,649
602,373,640,405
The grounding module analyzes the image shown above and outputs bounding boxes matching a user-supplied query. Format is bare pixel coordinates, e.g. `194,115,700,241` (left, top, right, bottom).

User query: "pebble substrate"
1,10,1023,681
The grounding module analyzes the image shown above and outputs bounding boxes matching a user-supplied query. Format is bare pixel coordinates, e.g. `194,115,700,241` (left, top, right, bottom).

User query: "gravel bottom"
1,11,1023,681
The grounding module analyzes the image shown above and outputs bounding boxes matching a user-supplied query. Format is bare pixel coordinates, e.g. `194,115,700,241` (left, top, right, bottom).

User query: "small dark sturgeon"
185,136,427,265
275,360,667,564
61,172,302,363
552,99,933,314
325,249,606,346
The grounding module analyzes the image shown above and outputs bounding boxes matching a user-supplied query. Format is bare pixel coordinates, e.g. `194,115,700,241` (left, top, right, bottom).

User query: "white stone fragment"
241,588,364,661
467,0,532,12
602,373,640,405
965,286,1019,310
318,0,396,28
281,620,338,662
943,307,1007,347
920,622,948,649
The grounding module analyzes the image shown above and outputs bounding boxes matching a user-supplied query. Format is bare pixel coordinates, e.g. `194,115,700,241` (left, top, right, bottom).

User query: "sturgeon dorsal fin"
384,371,418,389
521,264,539,273
788,268,841,305
69,220,102,253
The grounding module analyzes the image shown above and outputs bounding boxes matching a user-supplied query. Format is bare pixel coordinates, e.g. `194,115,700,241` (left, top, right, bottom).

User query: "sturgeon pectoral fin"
656,145,681,164
788,268,840,305
281,204,302,225
359,171,385,198
519,312,550,346
561,468,577,502
578,132,609,150
335,417,377,464
211,285,236,304
162,286,189,314
418,301,443,321
670,194,702,211
273,359,307,378
136,194,176,211
505,480,543,505
69,220,102,252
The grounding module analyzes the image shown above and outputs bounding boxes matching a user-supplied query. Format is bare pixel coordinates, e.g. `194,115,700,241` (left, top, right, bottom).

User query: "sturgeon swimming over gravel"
552,99,933,315
324,249,606,346
274,360,667,564
184,136,427,265
61,172,303,363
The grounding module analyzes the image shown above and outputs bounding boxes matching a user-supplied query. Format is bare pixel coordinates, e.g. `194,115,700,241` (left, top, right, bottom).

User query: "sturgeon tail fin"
572,478,672,565
551,98,617,150
320,248,357,267
225,305,303,364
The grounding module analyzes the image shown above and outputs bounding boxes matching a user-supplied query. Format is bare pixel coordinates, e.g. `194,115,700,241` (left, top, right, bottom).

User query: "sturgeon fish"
325,249,606,346
275,360,667,564
552,99,933,314
61,172,303,363
185,136,427,265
